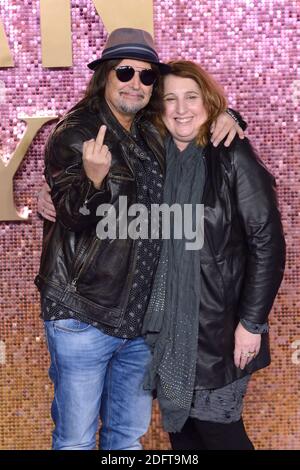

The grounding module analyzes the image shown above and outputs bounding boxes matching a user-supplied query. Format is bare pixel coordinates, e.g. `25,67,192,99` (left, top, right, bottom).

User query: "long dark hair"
71,60,160,119
71,59,122,113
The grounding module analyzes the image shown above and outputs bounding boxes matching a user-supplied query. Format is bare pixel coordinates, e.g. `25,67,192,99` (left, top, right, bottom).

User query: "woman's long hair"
152,60,227,146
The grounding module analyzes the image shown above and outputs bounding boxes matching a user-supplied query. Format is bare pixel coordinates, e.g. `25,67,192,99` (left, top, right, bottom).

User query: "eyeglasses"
113,66,157,86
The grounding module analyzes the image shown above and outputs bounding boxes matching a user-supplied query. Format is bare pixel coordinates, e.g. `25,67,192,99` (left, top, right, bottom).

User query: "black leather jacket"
35,100,165,328
194,137,285,388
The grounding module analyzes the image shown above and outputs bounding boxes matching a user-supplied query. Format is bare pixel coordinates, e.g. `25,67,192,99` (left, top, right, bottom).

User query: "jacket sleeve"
231,137,286,324
45,125,112,232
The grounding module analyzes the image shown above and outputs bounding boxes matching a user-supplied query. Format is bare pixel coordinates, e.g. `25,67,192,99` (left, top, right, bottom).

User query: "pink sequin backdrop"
0,0,299,450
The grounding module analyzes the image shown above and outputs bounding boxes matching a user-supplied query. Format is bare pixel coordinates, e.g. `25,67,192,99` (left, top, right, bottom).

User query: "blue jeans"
44,319,153,450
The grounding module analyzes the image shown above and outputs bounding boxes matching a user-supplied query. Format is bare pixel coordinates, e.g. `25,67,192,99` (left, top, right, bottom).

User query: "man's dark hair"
71,59,121,113
71,60,160,120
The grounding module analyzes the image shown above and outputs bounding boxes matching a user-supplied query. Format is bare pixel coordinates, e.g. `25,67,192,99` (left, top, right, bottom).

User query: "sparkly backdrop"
0,0,299,450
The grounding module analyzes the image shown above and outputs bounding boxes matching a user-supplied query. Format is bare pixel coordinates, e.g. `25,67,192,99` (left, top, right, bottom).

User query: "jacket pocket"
109,164,134,181
53,318,91,332
109,173,135,182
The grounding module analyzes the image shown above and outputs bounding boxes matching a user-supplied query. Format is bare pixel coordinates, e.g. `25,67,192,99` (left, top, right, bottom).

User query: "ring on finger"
242,352,255,358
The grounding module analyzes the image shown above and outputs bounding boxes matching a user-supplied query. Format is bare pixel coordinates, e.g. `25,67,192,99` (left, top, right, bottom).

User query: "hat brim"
87,56,171,74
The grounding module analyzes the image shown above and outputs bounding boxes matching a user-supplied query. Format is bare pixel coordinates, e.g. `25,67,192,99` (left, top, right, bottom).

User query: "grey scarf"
142,137,206,432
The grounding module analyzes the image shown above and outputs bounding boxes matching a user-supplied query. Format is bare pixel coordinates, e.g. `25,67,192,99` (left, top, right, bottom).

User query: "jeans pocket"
53,318,91,333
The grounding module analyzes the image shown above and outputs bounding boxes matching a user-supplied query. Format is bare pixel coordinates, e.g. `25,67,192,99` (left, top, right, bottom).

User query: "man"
36,27,245,450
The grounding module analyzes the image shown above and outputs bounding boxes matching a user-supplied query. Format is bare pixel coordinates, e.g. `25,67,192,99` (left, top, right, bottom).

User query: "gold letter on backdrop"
0,116,57,221
40,0,72,67
93,0,154,35
0,18,14,67
3,0,154,68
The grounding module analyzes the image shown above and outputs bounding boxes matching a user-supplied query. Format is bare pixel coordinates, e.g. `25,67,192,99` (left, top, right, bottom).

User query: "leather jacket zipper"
70,180,98,281
71,237,101,290
71,232,91,280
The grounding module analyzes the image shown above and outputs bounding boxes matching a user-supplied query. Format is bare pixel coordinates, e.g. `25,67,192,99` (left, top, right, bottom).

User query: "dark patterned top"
42,129,163,339
190,320,269,423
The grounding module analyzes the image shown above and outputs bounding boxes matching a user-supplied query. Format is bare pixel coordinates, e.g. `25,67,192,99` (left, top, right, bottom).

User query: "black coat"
194,137,285,388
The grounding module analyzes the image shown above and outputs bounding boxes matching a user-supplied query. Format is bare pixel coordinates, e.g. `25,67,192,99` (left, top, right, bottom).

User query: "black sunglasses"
113,66,157,86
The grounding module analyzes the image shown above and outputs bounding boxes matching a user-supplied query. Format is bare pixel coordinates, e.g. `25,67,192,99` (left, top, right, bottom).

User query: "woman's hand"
234,322,261,370
37,182,56,222
210,112,245,147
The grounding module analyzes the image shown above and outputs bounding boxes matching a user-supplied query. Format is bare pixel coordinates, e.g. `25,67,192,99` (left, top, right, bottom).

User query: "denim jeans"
44,319,153,450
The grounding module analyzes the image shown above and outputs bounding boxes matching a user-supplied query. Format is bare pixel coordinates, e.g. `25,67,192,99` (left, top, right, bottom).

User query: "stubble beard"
118,100,146,115
117,92,149,115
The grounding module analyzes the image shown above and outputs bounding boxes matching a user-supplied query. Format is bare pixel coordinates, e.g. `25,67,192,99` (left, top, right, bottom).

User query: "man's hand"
83,125,112,189
234,322,261,370
37,182,56,222
210,112,245,147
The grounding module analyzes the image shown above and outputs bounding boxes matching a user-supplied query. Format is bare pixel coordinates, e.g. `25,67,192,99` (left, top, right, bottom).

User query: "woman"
142,60,285,450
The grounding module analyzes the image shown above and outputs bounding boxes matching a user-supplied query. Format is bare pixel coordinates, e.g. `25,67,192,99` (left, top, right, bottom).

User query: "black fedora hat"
87,27,170,73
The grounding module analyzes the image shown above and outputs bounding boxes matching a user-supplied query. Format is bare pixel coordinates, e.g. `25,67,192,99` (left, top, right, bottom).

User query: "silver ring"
242,352,255,358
